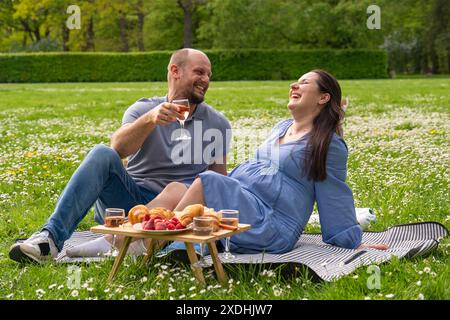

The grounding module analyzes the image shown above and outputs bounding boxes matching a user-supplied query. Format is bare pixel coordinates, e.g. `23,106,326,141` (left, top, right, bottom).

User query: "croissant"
175,204,205,226
149,207,174,220
203,210,222,232
128,205,150,225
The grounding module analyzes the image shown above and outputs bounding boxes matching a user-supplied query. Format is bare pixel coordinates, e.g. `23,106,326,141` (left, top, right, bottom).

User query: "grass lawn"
0,78,449,300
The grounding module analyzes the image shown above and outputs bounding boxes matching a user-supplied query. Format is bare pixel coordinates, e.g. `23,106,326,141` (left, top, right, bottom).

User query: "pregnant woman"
150,69,388,254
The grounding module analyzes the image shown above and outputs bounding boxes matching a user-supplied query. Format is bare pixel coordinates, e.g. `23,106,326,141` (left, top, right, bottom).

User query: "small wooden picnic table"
91,223,251,286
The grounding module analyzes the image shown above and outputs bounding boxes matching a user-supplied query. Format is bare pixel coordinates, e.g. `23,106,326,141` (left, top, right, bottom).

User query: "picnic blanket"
56,221,448,282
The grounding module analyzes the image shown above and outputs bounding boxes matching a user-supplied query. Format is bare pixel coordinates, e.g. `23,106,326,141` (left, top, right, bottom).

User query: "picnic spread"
91,204,251,285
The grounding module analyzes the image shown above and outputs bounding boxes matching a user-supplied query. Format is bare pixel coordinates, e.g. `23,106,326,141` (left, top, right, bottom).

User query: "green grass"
0,78,449,300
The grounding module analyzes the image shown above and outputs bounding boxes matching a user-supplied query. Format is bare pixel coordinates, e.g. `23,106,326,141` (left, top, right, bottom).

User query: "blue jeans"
42,144,158,251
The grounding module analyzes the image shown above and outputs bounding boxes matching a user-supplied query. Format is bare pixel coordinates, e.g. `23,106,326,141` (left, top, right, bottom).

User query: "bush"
0,49,387,83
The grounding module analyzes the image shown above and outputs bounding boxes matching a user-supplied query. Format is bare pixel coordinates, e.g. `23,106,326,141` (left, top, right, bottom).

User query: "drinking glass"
192,216,213,268
172,99,191,141
342,96,349,112
104,208,125,257
220,210,239,259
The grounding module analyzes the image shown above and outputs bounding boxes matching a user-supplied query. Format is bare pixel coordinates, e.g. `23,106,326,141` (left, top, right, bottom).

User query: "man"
9,48,231,263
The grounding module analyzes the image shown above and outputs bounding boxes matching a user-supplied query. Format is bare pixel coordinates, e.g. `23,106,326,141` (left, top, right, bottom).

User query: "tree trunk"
85,17,95,51
177,0,193,48
119,12,128,52
183,8,193,48
136,0,145,51
20,20,35,43
62,22,70,51
33,27,41,42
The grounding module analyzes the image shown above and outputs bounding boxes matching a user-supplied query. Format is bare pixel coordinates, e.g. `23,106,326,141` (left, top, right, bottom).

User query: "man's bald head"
167,48,212,105
168,48,210,70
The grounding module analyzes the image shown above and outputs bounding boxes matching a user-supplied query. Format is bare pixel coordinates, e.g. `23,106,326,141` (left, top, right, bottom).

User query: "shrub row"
0,49,387,82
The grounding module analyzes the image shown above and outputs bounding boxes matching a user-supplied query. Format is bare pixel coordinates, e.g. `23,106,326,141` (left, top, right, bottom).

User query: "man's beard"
185,88,206,105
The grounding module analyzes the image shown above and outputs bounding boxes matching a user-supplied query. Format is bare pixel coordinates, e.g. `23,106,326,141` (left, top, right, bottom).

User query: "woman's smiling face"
287,71,323,112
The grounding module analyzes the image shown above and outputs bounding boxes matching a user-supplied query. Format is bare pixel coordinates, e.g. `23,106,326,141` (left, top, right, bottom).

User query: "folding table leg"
108,236,132,282
208,242,228,286
185,242,206,286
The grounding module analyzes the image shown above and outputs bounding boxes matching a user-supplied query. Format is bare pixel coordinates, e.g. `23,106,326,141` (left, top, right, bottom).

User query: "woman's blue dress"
198,119,362,253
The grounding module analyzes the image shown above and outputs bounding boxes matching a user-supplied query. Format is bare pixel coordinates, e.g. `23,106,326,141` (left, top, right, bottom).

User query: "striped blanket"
56,221,448,281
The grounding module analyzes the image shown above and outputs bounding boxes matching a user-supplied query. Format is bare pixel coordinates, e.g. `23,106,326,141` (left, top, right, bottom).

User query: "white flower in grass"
423,267,431,273
48,283,57,290
160,265,168,270
190,293,197,298
168,288,176,294
385,294,394,299
178,294,186,299
104,288,110,293
189,286,196,291
140,277,148,283
430,272,437,278
144,289,156,297
353,275,359,279
199,289,206,294
418,293,425,300
416,281,421,286
71,290,79,297
87,288,94,292
35,289,45,297
364,296,371,300
6,294,14,299
272,285,283,297
57,285,64,290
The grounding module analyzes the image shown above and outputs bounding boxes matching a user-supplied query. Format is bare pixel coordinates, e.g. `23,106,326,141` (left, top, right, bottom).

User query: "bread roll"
149,207,174,220
203,210,222,232
183,204,204,217
128,205,150,225
173,204,204,226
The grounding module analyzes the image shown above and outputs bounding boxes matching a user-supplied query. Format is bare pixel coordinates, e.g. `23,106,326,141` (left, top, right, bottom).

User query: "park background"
0,0,449,300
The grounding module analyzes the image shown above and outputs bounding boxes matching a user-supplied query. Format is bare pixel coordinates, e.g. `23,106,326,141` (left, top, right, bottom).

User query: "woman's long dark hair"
304,69,344,181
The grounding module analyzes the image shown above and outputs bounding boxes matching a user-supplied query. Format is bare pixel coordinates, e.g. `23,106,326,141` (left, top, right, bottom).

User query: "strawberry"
155,221,167,230
142,221,151,230
147,219,155,230
167,223,175,230
175,223,184,230
143,214,151,222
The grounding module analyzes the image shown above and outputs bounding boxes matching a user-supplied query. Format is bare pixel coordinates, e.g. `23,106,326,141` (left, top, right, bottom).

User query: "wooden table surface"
91,223,251,243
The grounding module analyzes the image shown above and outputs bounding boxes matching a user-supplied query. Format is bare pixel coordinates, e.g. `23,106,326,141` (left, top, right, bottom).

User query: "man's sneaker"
9,231,58,264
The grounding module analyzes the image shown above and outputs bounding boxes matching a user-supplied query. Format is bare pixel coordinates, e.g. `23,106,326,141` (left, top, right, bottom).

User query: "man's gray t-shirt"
122,96,231,193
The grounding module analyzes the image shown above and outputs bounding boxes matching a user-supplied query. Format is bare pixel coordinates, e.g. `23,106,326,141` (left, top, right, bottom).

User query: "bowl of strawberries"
133,214,191,234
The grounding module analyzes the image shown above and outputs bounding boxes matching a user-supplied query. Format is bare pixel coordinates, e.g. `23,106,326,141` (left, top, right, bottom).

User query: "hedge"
0,49,387,83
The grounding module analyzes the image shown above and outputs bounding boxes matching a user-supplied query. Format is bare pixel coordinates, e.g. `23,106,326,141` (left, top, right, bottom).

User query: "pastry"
148,207,174,220
174,204,204,226
203,210,222,232
128,205,150,225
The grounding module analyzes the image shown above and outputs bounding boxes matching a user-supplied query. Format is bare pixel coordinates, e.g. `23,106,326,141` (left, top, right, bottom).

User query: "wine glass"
220,210,239,259
104,208,125,257
192,216,213,268
341,96,349,112
172,99,191,141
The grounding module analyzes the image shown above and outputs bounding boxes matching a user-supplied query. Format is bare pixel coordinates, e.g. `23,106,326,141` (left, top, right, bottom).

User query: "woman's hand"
358,243,389,250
